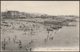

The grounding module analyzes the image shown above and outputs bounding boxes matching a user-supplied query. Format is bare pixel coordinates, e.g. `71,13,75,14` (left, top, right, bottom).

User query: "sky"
1,1,79,16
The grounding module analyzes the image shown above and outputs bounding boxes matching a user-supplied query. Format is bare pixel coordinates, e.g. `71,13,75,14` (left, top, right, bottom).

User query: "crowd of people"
1,20,59,51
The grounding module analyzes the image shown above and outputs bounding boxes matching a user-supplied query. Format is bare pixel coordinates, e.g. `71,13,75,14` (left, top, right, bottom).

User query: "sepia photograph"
1,1,79,51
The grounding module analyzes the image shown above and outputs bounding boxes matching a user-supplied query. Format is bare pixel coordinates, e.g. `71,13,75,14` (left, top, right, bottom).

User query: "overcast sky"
1,1,79,16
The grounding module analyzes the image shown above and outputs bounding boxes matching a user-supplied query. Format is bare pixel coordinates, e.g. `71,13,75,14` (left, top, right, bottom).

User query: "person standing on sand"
25,40,34,51
2,39,7,50
18,40,22,49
